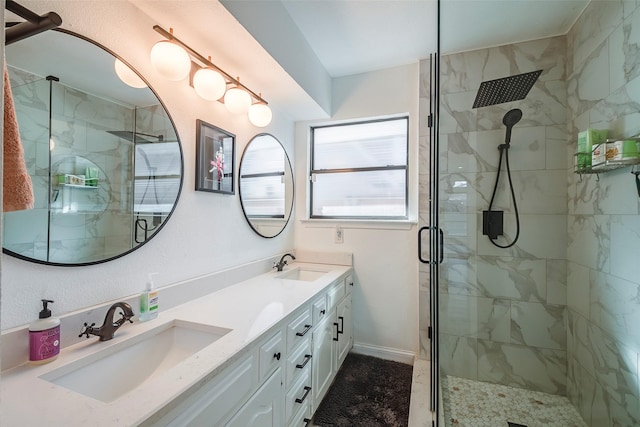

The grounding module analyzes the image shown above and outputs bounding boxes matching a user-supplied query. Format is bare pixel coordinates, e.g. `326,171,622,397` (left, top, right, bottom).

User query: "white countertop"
0,262,351,427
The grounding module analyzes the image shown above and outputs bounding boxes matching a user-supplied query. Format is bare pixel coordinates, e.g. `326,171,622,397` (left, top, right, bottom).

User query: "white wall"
1,1,295,329
294,64,420,360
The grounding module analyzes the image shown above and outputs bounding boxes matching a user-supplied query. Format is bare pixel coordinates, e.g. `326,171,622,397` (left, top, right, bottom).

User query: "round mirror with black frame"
2,28,184,266
239,134,293,238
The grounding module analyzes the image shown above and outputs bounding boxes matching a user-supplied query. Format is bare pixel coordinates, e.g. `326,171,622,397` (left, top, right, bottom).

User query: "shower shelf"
59,184,99,189
574,157,640,175
574,157,640,197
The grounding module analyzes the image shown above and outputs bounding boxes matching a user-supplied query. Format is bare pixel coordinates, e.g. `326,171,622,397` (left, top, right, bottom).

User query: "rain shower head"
107,130,164,144
472,70,542,109
503,108,522,144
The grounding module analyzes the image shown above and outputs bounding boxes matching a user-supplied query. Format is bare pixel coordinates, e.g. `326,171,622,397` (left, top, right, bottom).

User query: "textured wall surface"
436,35,569,395
566,2,640,426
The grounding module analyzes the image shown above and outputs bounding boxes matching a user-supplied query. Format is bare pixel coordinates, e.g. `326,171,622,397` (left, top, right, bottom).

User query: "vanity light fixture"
192,59,226,101
151,25,272,127
248,98,273,127
114,58,147,88
224,80,252,114
150,28,191,81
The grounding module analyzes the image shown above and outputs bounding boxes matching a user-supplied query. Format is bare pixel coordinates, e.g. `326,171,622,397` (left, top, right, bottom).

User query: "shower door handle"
418,226,430,264
418,226,444,264
439,228,444,264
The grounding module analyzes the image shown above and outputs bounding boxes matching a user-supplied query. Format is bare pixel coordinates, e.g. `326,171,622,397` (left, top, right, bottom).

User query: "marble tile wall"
418,57,432,359
4,68,134,263
566,1,640,425
435,35,569,396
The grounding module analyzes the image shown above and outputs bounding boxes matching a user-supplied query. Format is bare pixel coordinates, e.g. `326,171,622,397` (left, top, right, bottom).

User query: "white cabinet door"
311,314,337,413
164,354,256,427
336,293,352,366
225,368,284,427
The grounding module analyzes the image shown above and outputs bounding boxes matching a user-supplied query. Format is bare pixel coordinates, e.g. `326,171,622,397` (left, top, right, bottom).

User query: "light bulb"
248,103,273,127
224,87,252,114
193,67,226,101
114,59,147,88
150,40,191,81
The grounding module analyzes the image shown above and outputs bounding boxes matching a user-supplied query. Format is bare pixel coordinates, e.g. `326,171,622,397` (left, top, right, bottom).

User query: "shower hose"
487,143,520,248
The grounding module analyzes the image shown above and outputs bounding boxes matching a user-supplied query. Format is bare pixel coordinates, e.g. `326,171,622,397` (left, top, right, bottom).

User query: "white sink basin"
278,267,329,282
42,319,231,402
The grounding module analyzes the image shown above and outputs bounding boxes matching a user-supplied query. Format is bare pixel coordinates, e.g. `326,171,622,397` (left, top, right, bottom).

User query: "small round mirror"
238,134,293,238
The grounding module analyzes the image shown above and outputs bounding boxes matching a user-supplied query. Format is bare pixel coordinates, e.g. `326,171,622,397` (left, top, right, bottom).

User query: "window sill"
298,218,417,230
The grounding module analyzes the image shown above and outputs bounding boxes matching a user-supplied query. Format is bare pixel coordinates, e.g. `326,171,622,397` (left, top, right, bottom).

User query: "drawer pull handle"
304,418,311,426
320,309,326,316
296,324,312,337
273,352,281,361
338,316,344,334
295,386,312,404
296,354,312,369
333,322,339,341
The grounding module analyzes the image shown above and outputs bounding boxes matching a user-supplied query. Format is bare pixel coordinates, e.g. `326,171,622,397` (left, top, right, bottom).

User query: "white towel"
3,62,34,212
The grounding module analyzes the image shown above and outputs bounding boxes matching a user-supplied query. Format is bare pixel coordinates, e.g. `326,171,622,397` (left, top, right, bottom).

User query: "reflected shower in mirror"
2,29,183,265
239,134,293,238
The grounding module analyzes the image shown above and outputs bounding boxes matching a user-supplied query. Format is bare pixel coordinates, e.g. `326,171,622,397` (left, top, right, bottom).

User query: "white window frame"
309,116,409,220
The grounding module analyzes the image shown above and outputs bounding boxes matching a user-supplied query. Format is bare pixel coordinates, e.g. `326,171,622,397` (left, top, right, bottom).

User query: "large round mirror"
2,29,183,265
239,134,293,238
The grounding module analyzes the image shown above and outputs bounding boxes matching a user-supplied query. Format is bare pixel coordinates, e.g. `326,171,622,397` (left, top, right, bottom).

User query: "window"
310,117,408,219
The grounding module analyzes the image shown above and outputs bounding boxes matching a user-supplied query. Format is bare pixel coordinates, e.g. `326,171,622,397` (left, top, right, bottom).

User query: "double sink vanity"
0,261,354,426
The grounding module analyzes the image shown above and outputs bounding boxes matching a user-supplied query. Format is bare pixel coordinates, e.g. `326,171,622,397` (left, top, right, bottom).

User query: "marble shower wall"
566,1,640,426
418,57,432,359
437,36,569,395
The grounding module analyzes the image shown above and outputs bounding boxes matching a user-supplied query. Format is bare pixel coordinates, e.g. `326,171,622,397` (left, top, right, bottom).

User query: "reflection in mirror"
239,134,293,238
2,29,183,265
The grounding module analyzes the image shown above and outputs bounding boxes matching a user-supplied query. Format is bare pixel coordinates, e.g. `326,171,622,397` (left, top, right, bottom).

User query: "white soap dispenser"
139,273,159,322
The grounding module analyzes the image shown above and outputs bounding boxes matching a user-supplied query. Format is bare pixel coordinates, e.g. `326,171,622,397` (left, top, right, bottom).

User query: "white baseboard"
351,342,416,365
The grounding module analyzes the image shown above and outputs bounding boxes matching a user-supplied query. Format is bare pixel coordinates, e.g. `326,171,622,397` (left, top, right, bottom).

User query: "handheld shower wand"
484,108,523,248
502,108,523,146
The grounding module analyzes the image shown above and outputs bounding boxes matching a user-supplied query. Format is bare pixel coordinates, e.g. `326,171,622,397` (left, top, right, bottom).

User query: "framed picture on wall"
195,119,235,194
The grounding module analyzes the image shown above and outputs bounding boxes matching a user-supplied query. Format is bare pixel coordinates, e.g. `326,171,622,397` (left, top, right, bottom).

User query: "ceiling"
257,0,590,77
5,1,593,123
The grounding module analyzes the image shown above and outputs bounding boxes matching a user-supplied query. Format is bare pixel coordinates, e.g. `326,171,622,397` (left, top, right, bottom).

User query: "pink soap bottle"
29,299,60,365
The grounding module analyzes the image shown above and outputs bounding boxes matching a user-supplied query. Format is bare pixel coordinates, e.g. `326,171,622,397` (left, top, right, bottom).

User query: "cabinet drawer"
327,278,346,312
288,395,312,427
259,330,284,382
286,307,312,352
165,352,257,427
286,337,312,388
312,296,328,325
285,366,312,424
345,274,354,294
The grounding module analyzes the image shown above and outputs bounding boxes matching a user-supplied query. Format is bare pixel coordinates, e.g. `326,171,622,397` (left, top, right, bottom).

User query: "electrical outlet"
335,226,344,244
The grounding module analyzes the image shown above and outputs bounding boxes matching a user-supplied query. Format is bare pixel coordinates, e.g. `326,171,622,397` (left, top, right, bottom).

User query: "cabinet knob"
320,309,326,315
273,352,281,360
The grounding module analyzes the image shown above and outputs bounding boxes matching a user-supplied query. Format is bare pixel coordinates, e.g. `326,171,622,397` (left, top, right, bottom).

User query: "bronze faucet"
79,302,135,341
274,253,296,271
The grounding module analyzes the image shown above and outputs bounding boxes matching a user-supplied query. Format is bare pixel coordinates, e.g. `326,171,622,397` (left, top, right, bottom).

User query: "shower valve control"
483,210,504,239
